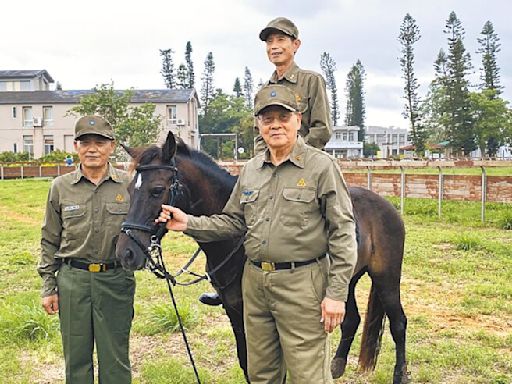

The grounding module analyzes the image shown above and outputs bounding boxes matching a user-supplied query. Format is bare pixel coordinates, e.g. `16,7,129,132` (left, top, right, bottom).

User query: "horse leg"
331,269,365,379
373,278,408,384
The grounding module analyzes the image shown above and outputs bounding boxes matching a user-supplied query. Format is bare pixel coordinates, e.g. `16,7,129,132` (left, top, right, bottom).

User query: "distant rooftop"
0,70,54,83
0,89,197,105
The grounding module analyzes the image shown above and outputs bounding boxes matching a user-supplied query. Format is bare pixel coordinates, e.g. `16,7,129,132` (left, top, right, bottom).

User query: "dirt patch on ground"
0,205,36,226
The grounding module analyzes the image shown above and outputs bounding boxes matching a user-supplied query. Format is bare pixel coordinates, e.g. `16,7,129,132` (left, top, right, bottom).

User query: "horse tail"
358,283,386,371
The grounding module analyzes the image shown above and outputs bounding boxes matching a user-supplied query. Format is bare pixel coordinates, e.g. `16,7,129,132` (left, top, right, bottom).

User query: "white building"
0,70,200,158
325,126,363,158
365,125,409,158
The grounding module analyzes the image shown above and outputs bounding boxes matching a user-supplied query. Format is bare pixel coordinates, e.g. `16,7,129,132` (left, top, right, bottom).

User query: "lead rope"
149,236,201,384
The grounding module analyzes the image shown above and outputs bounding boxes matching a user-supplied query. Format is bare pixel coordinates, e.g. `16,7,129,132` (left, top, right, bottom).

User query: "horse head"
116,131,184,270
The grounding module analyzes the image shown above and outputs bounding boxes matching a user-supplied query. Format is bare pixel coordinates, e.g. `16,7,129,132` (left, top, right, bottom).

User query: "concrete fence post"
0,166,3,180
438,166,443,218
367,166,372,191
21,166,24,180
481,166,487,223
400,166,405,215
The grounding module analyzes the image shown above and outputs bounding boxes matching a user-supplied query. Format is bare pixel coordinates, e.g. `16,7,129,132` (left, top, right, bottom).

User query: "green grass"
0,179,511,383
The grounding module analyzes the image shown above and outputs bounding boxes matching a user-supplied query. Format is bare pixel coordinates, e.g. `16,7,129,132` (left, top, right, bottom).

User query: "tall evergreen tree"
176,64,188,89
243,67,254,109
200,52,215,117
160,49,176,89
477,21,502,95
398,13,426,155
233,77,242,98
444,11,475,155
345,60,366,141
185,41,195,89
320,52,340,125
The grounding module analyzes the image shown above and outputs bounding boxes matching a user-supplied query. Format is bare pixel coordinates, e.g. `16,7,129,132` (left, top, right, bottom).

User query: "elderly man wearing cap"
254,17,332,153
38,115,135,384
157,84,357,383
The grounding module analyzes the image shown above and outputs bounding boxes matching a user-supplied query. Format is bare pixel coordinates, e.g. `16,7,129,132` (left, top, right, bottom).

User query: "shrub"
142,303,197,335
453,233,481,251
0,151,31,163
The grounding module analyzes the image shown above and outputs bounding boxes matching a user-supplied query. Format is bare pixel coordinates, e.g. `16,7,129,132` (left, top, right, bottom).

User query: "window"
20,80,31,91
23,135,33,157
13,143,17,153
22,107,33,127
349,132,355,142
167,105,177,124
43,106,53,126
342,133,348,141
335,132,342,140
12,107,16,118
0,81,7,91
44,135,54,155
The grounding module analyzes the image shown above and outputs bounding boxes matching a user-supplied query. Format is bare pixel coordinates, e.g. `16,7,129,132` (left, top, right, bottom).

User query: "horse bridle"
121,162,181,280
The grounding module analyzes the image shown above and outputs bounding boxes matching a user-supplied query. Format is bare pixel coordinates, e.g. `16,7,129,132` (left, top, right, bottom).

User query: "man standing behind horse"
158,84,357,383
38,115,135,384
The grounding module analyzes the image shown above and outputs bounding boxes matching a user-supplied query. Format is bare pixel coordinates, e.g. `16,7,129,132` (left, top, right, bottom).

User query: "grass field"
0,178,510,383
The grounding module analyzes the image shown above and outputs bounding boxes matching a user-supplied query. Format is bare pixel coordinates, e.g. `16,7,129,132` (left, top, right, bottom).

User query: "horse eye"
151,186,166,198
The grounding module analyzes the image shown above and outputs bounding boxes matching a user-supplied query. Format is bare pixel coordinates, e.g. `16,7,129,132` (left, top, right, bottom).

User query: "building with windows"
365,125,409,158
0,70,200,158
324,126,363,158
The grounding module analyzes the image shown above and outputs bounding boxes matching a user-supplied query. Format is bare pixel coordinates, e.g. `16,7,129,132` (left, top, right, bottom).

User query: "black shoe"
199,292,222,306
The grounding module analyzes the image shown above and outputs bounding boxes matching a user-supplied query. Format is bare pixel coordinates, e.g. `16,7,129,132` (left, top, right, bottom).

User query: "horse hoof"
331,357,347,379
393,364,410,384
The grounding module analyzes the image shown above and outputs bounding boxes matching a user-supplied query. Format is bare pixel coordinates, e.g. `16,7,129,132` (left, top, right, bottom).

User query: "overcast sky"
2,0,511,129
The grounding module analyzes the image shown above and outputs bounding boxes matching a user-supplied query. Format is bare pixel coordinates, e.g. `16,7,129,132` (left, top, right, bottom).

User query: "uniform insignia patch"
89,120,96,126
242,190,253,196
270,90,276,97
116,194,125,202
295,94,301,103
297,178,306,187
63,205,80,212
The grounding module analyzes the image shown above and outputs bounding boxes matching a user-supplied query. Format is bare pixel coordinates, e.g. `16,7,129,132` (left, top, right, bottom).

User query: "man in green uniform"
158,84,357,383
255,16,332,152
38,115,135,384
200,16,334,307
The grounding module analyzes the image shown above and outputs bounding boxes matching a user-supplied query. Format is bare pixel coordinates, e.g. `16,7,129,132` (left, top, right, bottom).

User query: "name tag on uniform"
63,205,80,212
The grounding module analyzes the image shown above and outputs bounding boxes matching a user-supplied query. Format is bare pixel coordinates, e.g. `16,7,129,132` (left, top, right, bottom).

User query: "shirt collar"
257,135,307,169
72,163,122,184
269,62,300,84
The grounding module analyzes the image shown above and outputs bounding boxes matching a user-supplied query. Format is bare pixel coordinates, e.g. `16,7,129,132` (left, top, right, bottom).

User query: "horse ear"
121,143,138,159
162,131,177,164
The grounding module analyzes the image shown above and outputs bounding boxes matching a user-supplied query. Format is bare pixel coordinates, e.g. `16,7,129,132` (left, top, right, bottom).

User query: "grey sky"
2,0,510,128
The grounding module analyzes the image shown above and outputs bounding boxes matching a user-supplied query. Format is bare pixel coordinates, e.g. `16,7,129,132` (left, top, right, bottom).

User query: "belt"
250,254,326,272
63,258,119,273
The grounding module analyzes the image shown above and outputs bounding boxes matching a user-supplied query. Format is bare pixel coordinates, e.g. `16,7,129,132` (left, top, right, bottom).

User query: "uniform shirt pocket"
281,187,317,227
105,202,129,227
61,201,87,244
240,190,259,226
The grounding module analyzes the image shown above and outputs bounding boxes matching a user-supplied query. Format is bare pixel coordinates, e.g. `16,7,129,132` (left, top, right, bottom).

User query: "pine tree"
200,52,215,117
233,77,242,97
185,41,195,89
176,64,188,89
345,60,366,141
398,13,426,155
477,21,502,95
160,49,176,89
320,52,339,125
444,11,475,156
243,67,254,109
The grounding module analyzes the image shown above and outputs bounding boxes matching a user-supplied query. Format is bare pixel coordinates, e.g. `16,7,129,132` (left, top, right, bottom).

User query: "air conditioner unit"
176,119,185,126
33,117,42,127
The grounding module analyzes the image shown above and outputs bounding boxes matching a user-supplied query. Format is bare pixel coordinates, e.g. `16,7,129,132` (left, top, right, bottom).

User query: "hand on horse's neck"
82,165,108,185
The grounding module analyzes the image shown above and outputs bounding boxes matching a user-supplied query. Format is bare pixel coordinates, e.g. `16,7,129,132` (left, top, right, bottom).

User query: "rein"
120,161,202,383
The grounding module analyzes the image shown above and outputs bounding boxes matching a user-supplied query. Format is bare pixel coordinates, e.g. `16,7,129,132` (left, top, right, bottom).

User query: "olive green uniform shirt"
38,164,130,297
186,136,357,301
255,62,332,151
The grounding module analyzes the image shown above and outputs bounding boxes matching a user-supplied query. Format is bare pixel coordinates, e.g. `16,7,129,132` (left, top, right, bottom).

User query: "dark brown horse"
116,132,408,383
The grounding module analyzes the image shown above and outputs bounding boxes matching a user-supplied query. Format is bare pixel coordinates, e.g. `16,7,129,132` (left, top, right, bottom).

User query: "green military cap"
254,84,301,116
74,115,115,140
259,17,299,41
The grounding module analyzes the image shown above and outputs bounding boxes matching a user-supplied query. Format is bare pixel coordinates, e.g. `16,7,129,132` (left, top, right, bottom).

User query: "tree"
469,89,511,157
345,60,366,141
243,67,254,109
398,13,426,155
443,11,475,156
233,77,243,98
185,41,195,89
160,49,176,89
176,64,188,89
477,21,502,95
320,52,340,125
200,52,215,117
68,83,161,151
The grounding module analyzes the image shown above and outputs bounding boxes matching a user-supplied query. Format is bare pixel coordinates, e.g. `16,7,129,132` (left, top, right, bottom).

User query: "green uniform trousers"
242,258,333,384
57,262,135,384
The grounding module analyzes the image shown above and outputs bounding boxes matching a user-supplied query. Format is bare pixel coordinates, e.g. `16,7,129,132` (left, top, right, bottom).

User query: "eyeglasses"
258,111,294,125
